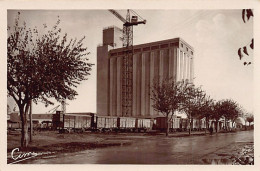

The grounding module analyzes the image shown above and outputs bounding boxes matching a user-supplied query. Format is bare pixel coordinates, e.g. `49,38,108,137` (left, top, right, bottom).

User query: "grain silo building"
97,26,194,118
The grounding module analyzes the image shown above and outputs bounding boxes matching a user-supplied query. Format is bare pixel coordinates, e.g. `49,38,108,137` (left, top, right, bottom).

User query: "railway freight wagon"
135,118,153,132
182,118,202,131
63,114,92,131
117,117,136,132
95,116,118,132
7,121,22,130
90,114,153,132
172,118,181,131
180,118,188,131
155,117,208,132
200,119,207,130
192,119,200,131
154,117,167,131
155,117,182,132
52,111,93,132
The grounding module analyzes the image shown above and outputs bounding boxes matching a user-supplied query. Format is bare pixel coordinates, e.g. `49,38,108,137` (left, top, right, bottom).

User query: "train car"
200,118,207,130
96,116,117,132
154,117,167,131
40,121,53,130
182,119,187,131
52,112,93,132
192,119,200,131
135,118,152,132
171,117,181,132
117,117,136,132
63,114,92,132
32,120,41,130
7,120,21,130
154,116,181,132
184,119,198,131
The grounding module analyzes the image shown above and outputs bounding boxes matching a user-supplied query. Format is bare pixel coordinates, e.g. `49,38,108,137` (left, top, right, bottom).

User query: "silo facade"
97,27,194,118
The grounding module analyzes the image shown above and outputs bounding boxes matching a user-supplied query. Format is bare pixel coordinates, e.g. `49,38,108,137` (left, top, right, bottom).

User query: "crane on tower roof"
109,9,146,26
109,9,146,116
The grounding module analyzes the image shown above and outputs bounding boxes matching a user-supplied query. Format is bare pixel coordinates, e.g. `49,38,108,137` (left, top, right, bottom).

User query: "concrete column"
109,58,114,116
97,46,110,116
176,49,180,81
183,51,186,80
153,51,159,116
190,57,194,82
182,51,185,80
163,49,169,79
187,55,190,82
174,47,177,81
186,53,189,80
149,51,155,117
183,52,186,80
117,57,122,116
136,54,142,116
159,50,164,83
133,54,138,117
141,53,146,116
179,50,183,81
169,48,174,79
145,52,150,116
112,57,117,116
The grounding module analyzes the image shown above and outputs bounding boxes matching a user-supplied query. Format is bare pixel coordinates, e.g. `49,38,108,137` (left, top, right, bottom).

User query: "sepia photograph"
4,4,256,166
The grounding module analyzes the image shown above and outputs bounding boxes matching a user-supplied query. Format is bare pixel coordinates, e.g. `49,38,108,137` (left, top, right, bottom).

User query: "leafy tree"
230,103,243,128
246,114,254,127
221,99,239,130
212,99,239,132
151,78,184,136
212,101,224,133
7,13,93,148
180,83,205,135
198,95,214,133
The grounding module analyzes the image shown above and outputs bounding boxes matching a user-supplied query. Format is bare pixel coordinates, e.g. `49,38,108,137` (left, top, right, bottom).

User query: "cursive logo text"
10,148,54,164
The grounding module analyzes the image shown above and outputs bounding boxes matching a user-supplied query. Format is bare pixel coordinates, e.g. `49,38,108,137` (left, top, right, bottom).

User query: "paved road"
23,130,253,164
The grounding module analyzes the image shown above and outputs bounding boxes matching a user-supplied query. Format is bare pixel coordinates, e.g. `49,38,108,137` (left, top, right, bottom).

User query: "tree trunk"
215,121,218,133
166,114,169,136
19,103,30,148
189,118,191,135
29,100,33,142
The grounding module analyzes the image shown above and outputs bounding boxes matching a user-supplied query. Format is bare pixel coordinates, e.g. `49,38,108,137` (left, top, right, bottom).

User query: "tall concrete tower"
97,26,122,116
97,28,194,118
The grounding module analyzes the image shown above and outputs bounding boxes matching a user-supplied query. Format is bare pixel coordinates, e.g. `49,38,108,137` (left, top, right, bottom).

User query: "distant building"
97,26,194,118
8,112,52,123
7,112,21,129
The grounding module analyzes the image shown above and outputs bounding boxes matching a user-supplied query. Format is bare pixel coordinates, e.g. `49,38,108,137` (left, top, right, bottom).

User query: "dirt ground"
7,130,254,164
7,130,209,152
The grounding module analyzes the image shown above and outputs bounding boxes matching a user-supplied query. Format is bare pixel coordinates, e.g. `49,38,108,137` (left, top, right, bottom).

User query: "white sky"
7,9,253,114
